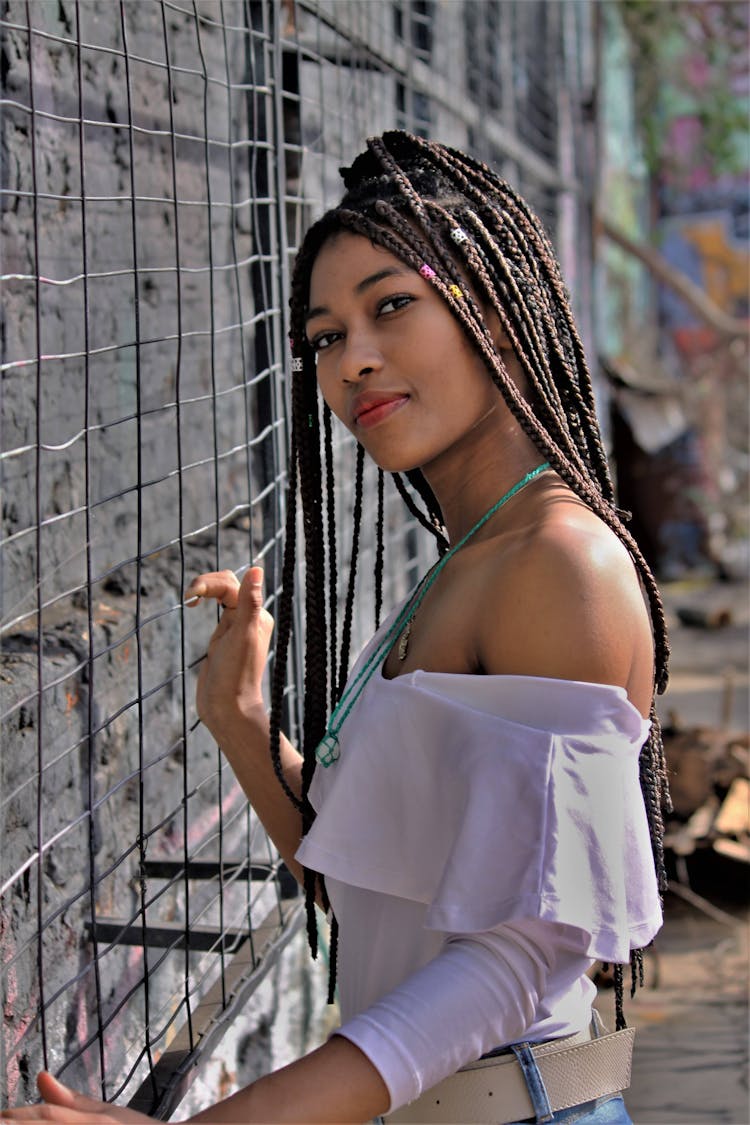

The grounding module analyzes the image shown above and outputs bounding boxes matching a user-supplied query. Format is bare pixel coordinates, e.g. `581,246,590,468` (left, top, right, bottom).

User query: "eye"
377,293,414,316
308,329,342,354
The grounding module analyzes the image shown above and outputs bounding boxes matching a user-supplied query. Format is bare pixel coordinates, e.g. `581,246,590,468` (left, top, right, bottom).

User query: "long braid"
417,137,616,500
327,915,340,1006
279,132,670,1018
630,948,645,998
375,469,385,629
404,469,448,547
268,405,303,812
392,471,449,551
613,964,626,1031
295,374,329,957
337,443,365,698
323,403,338,711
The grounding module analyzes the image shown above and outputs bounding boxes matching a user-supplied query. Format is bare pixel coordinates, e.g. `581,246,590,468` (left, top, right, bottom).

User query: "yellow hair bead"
449,284,463,299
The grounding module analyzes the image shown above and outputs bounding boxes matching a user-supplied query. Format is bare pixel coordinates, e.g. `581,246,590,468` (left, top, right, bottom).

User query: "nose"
339,333,384,383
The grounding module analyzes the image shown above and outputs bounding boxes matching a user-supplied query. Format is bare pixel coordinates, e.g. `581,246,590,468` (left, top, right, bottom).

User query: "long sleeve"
334,917,572,1113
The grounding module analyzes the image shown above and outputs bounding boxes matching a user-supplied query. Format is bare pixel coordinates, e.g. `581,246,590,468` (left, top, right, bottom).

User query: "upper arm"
476,522,654,709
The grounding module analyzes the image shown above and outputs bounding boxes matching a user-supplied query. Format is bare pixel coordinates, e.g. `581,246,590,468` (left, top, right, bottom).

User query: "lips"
352,392,410,429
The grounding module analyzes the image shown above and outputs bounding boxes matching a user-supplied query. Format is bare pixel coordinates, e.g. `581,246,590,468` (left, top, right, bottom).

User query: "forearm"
217,707,307,886
185,1035,390,1124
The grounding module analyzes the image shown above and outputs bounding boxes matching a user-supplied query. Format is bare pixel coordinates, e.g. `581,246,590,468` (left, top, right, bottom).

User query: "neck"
422,405,545,544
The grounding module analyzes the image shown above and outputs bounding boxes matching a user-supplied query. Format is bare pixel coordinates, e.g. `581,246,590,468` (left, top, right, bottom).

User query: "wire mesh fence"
1,0,596,1114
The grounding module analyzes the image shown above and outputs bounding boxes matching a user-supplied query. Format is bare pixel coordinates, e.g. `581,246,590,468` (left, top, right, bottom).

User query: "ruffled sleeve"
296,669,662,964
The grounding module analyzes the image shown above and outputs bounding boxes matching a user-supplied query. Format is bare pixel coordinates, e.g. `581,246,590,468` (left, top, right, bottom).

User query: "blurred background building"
597,0,748,579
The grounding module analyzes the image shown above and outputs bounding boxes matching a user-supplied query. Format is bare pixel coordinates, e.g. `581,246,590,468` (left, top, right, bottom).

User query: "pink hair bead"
419,263,436,280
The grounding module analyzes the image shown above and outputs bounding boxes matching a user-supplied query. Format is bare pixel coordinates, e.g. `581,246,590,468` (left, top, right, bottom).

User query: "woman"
4,132,668,1124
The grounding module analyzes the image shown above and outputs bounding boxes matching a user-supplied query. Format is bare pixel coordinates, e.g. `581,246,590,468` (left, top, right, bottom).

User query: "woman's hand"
186,566,274,744
186,565,306,879
1,1072,156,1123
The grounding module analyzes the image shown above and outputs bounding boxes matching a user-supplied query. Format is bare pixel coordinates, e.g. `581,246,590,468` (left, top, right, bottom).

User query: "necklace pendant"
316,731,340,768
397,620,412,661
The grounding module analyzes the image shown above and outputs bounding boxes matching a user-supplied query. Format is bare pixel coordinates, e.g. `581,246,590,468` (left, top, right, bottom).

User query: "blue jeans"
505,1037,632,1124
377,1093,631,1124
379,1018,633,1124
506,1092,631,1124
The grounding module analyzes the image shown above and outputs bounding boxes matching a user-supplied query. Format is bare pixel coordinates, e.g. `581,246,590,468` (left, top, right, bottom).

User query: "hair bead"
451,226,469,244
291,357,303,372
419,263,436,280
449,284,463,299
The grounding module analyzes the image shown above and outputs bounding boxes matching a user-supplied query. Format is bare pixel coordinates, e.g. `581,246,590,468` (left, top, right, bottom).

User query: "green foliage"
615,0,749,178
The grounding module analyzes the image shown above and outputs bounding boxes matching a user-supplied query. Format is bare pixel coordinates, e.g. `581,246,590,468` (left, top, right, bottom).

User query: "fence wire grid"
1,0,597,1115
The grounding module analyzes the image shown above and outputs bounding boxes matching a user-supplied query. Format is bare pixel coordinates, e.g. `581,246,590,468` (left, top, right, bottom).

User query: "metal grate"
1,0,593,1115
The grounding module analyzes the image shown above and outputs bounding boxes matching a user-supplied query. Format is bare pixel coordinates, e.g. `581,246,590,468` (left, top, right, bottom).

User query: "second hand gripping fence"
0,0,596,1116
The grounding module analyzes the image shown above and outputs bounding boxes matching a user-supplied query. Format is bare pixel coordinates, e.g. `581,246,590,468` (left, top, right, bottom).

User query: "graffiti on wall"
660,197,750,356
657,30,749,357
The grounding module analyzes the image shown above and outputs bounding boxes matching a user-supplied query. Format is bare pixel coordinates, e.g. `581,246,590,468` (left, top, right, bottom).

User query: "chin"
367,450,426,475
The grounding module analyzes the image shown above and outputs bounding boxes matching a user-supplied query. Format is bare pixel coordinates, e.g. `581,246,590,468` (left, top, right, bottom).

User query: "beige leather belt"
387,1026,635,1124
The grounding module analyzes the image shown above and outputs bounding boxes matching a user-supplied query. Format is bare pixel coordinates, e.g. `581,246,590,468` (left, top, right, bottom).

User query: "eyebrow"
305,266,411,325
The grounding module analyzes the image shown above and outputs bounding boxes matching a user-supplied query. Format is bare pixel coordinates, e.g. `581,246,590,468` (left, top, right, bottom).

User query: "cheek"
315,371,353,429
314,367,335,407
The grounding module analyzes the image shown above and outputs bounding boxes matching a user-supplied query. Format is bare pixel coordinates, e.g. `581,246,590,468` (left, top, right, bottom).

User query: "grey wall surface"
1,0,306,1106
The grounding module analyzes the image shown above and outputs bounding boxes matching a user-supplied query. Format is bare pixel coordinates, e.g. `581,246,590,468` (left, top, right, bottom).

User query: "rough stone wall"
1,0,268,615
1,0,329,1110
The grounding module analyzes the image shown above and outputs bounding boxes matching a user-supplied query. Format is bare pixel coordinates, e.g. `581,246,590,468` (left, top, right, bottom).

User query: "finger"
185,570,240,608
1,1107,92,1122
36,1072,71,1108
36,1073,77,1109
3,1074,155,1123
233,566,265,626
185,570,240,606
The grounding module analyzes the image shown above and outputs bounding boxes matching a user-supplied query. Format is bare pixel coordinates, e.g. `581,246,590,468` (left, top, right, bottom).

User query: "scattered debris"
663,718,749,872
676,605,733,629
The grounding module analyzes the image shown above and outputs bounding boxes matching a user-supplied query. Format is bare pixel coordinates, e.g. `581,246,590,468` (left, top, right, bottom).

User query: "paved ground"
602,574,749,1124
655,573,749,733
621,892,748,1124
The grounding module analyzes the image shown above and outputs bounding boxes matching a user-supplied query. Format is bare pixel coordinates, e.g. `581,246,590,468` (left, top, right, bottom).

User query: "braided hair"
271,131,670,1020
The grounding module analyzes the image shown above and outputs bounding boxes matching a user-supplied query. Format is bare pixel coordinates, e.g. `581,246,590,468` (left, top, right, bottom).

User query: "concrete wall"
1,0,324,1108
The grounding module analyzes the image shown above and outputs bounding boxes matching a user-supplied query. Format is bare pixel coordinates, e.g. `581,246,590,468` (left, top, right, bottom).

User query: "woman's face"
306,232,503,475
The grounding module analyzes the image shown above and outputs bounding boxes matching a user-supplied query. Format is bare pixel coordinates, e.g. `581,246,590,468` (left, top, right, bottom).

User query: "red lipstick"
352,392,409,430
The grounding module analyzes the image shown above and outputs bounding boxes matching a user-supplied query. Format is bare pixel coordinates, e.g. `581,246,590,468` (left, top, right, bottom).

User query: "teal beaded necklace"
315,461,551,767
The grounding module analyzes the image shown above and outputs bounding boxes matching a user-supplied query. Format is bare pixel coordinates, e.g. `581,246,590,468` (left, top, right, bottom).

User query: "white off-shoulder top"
295,610,663,1111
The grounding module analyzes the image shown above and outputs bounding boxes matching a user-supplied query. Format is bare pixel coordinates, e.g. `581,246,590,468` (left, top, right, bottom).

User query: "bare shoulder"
475,493,654,714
